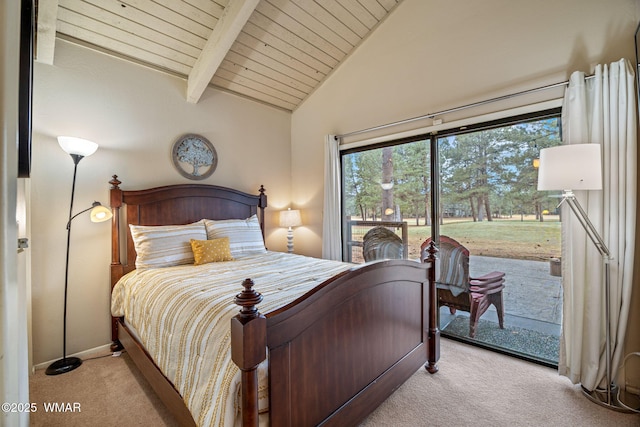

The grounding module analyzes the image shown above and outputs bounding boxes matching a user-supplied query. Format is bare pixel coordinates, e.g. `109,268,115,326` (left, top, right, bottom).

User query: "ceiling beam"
35,0,59,64
186,0,259,103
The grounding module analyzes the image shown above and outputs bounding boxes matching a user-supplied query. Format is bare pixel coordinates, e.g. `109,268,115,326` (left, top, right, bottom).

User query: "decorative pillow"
190,237,233,265
204,215,266,257
130,220,207,270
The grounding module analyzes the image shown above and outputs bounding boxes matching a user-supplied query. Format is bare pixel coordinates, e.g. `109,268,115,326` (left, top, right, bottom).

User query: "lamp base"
582,384,639,413
45,356,82,376
286,229,294,253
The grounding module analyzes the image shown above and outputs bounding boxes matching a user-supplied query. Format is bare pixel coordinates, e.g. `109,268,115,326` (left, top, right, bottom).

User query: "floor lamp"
537,143,629,411
279,208,301,253
45,137,113,376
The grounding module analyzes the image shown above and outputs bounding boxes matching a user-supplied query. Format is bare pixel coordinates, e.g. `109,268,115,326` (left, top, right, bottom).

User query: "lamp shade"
280,208,301,228
58,136,99,157
90,204,113,222
537,144,602,191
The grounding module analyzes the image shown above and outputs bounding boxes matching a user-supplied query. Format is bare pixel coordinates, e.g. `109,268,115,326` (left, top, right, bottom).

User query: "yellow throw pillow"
190,237,233,265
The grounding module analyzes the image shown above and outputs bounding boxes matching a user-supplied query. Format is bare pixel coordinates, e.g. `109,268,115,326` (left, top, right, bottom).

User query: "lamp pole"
46,136,107,376
46,154,84,375
559,192,620,410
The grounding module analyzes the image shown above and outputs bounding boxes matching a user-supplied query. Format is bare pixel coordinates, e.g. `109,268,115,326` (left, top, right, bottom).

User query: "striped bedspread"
111,251,353,426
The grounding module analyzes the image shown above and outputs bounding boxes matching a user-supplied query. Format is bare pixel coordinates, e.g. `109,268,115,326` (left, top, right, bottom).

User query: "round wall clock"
171,134,218,180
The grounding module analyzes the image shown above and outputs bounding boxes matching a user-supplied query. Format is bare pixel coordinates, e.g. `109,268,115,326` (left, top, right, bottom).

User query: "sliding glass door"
340,108,563,366
435,112,562,366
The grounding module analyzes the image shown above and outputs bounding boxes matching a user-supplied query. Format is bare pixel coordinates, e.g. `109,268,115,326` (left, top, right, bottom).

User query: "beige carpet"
30,351,178,427
30,339,640,426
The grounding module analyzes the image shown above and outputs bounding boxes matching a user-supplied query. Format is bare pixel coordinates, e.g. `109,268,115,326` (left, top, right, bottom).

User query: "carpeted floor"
442,315,560,363
29,338,640,426
30,351,178,427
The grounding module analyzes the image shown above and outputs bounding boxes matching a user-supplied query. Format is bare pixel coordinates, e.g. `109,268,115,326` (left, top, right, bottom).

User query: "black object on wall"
635,22,640,113
18,0,34,178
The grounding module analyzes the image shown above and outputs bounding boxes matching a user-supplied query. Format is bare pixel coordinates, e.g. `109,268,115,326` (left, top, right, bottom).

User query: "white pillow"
130,220,207,270
204,215,266,257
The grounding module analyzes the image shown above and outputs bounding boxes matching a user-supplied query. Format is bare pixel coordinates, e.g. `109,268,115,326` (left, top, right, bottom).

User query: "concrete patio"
439,255,563,361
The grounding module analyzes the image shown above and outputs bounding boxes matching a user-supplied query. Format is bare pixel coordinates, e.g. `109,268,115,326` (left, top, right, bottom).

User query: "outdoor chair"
362,226,404,261
420,236,506,338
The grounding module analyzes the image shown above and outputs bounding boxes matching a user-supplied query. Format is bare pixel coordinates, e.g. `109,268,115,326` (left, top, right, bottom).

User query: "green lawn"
352,216,562,261
438,218,561,261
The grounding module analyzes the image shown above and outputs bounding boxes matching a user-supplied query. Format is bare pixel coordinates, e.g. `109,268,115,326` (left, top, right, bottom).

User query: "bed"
108,175,440,426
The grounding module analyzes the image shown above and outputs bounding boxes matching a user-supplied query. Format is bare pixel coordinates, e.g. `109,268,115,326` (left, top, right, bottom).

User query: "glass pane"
342,139,431,263
437,116,562,365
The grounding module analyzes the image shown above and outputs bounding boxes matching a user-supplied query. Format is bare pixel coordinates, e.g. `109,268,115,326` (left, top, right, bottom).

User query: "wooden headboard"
109,175,267,287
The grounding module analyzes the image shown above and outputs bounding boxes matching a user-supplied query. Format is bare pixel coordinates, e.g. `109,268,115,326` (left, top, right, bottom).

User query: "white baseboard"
626,385,640,396
33,343,113,371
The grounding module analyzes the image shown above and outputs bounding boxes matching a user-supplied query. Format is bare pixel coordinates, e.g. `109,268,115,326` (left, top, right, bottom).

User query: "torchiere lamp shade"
537,144,602,191
57,136,98,157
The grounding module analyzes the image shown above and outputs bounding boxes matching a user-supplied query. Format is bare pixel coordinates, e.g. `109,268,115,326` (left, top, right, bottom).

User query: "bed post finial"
231,279,266,427
427,240,438,262
235,278,263,319
109,175,121,190
258,185,267,208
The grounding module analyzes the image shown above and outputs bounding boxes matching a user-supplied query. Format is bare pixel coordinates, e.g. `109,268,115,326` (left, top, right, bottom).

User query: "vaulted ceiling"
35,0,403,110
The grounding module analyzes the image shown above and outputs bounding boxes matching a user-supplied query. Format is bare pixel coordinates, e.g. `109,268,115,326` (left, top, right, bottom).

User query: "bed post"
231,279,266,427
425,240,440,373
258,185,267,241
109,175,124,351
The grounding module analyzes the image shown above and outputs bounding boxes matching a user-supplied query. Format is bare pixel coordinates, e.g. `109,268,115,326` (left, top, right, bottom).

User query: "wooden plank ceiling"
36,0,403,110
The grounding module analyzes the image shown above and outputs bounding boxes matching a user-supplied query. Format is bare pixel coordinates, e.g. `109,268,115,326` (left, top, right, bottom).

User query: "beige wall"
291,0,640,385
291,0,639,257
31,40,292,365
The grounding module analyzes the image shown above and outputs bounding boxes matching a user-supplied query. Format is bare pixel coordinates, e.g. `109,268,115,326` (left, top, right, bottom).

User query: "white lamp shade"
280,209,302,228
90,205,113,223
537,144,603,191
58,136,99,157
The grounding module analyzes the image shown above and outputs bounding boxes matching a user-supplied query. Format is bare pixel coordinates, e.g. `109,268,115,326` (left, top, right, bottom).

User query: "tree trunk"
484,195,492,222
538,202,544,222
423,193,431,226
469,197,477,222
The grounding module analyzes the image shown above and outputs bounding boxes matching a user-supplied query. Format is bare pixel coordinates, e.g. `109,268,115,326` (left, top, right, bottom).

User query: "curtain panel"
560,58,637,393
322,134,342,260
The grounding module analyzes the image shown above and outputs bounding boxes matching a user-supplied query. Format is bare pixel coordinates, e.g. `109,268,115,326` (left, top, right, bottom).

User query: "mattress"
111,251,352,426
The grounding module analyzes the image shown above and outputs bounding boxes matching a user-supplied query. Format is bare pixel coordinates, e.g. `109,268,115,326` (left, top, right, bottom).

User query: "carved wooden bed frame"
108,175,440,426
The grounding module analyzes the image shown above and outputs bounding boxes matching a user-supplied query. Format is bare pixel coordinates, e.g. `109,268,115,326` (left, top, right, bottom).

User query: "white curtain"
322,134,343,260
559,58,637,392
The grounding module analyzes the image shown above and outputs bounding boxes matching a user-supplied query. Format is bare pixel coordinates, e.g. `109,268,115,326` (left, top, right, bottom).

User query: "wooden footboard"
232,256,438,427
109,177,440,426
